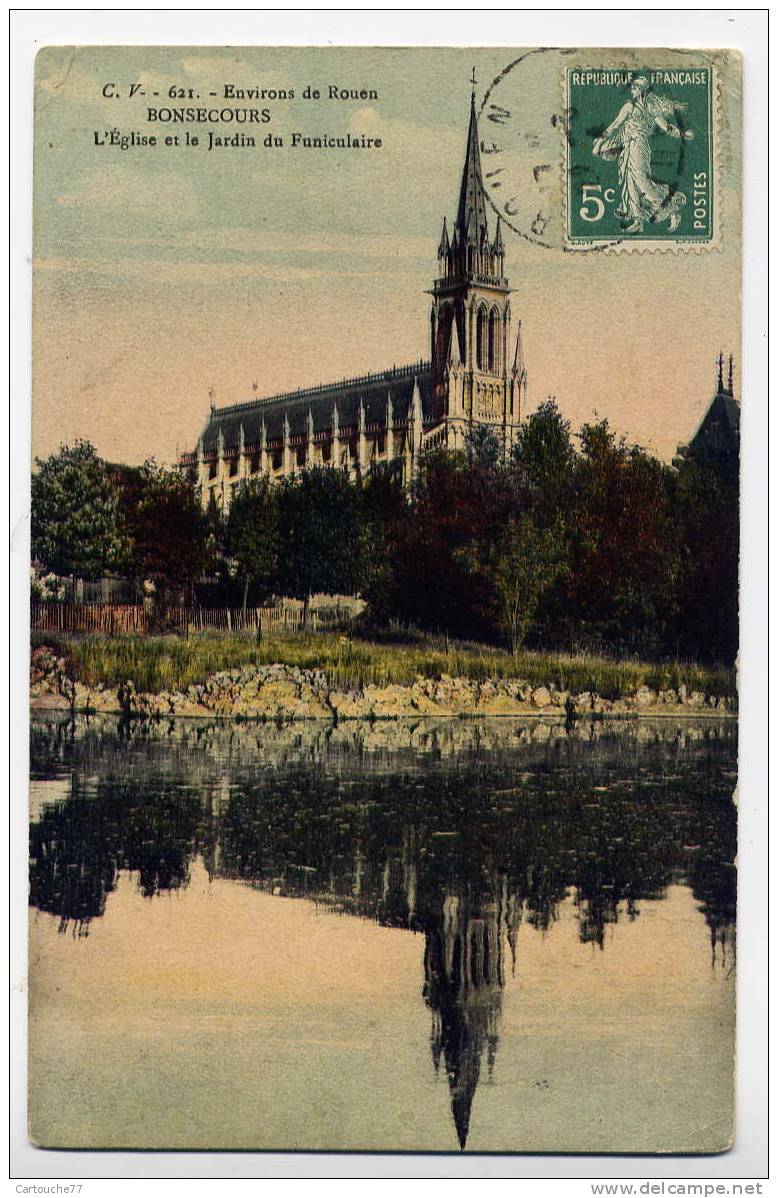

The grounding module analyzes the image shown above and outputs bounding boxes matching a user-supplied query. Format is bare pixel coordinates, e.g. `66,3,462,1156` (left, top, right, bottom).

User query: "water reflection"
29,715,737,1150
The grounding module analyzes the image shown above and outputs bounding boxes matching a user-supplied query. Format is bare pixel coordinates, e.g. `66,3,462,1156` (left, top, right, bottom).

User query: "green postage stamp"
566,66,714,244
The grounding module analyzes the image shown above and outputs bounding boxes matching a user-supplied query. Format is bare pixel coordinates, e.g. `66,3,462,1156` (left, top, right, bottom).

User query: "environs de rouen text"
94,79,384,151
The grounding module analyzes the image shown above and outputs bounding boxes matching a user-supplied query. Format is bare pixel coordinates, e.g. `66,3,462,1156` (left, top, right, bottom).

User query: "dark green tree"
225,477,280,611
563,420,682,654
675,457,739,663
31,440,127,580
277,468,366,620
478,515,564,655
511,399,575,522
358,468,408,624
123,459,209,596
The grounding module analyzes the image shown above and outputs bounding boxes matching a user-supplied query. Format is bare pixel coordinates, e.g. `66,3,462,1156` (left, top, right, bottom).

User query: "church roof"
196,362,433,453
685,391,740,476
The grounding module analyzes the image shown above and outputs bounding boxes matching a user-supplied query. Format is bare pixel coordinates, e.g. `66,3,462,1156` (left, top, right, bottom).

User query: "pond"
28,714,737,1154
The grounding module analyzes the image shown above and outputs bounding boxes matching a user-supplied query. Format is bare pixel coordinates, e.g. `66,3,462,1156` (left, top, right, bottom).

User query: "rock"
532,686,551,708
688,691,706,708
477,694,526,715
635,686,657,708
677,684,687,704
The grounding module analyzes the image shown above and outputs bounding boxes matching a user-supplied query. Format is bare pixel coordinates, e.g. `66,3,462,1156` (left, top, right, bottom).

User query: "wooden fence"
30,602,349,637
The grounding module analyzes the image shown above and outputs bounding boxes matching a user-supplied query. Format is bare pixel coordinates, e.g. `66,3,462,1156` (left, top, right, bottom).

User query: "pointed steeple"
728,353,734,396
493,214,504,256
411,376,423,425
438,216,450,258
455,91,488,256
717,351,724,394
512,321,527,383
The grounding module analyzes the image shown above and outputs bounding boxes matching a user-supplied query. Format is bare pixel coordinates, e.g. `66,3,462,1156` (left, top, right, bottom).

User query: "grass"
32,629,737,700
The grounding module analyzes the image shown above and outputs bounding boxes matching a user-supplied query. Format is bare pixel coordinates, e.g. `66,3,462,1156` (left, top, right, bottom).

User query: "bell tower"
430,85,523,454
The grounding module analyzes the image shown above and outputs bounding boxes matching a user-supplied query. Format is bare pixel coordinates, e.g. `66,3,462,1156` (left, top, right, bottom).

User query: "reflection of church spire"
423,889,507,1150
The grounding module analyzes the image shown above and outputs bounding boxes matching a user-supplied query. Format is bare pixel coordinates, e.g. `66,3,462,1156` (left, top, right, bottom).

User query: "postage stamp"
565,66,714,245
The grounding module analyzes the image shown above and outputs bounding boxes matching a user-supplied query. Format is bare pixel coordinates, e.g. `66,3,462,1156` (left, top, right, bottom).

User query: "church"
180,94,528,508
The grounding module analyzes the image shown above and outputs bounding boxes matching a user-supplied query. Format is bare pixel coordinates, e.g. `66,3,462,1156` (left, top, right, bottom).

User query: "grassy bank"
32,630,737,700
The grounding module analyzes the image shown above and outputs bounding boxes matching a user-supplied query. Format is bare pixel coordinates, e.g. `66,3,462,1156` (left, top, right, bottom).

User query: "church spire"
728,353,734,396
455,90,488,255
717,351,724,394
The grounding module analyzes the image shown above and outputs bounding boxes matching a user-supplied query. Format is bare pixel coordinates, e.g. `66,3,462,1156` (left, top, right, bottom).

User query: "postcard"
29,45,741,1154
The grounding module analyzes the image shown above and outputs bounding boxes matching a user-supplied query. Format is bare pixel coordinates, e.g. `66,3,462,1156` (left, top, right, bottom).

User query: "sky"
32,45,741,465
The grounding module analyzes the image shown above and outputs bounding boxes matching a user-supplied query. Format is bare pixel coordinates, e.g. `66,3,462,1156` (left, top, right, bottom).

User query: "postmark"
479,48,722,253
565,66,714,245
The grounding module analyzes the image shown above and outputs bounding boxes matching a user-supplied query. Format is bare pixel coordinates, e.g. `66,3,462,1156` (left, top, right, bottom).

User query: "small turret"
358,398,367,473
493,215,504,257
447,320,462,371
717,351,724,395
386,392,394,460
511,321,527,386
411,376,423,427
283,412,291,475
438,216,450,258
331,401,341,469
728,354,735,396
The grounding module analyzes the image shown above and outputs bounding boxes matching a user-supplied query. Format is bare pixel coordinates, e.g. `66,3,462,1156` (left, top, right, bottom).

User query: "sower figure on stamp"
593,75,695,233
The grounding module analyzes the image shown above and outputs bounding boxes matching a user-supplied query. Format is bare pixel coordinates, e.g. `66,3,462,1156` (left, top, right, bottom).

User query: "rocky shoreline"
30,645,737,722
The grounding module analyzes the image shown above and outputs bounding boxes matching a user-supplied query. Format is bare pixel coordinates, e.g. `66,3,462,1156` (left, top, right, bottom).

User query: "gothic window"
476,306,487,370
488,309,498,373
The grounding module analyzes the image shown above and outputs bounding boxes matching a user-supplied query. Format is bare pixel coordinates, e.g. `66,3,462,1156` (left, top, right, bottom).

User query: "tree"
465,423,502,470
382,449,520,639
562,419,682,654
31,440,127,580
358,468,408,623
224,477,280,611
511,399,575,521
675,456,739,663
122,459,209,596
276,468,365,620
474,515,563,655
